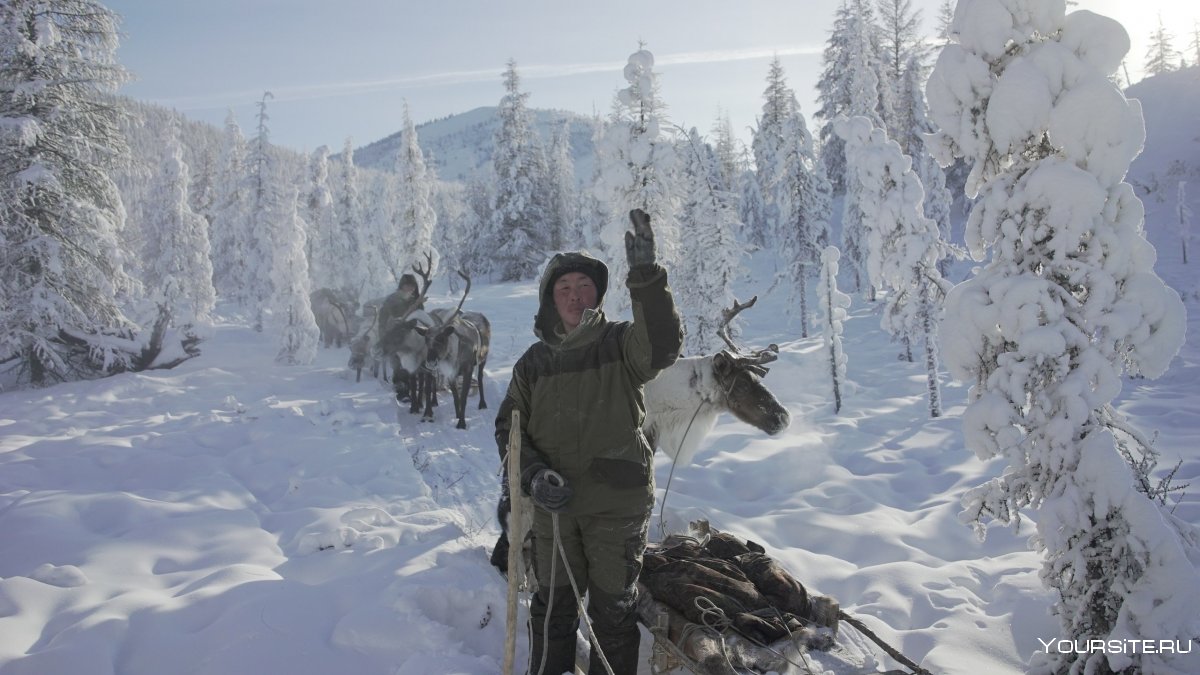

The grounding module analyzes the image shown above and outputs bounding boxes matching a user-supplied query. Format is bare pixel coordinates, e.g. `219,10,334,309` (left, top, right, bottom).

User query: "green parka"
496,251,683,516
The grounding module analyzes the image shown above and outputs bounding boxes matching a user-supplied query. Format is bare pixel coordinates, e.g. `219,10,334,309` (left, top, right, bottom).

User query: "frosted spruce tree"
331,137,367,298
897,55,954,273
244,92,277,329
545,121,576,252
143,124,216,330
837,115,946,417
817,0,891,195
210,111,251,303
773,110,832,339
305,145,337,291
490,60,548,280
1144,16,1181,76
595,45,681,305
711,112,742,198
578,112,611,253
266,187,318,365
677,128,744,354
394,103,438,279
927,2,1196,672
751,56,797,248
0,0,139,386
876,0,929,140
818,246,851,413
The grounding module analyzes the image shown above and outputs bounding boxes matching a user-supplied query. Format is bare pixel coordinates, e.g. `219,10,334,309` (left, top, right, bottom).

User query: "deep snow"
1,242,1195,674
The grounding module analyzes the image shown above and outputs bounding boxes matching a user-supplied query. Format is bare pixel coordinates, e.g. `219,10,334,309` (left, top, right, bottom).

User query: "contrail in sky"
151,44,822,112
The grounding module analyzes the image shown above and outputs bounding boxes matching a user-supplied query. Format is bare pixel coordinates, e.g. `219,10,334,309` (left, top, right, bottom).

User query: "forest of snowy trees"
2,0,1197,671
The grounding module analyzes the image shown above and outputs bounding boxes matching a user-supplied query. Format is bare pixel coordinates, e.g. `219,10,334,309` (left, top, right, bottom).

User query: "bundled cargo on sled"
631,521,925,675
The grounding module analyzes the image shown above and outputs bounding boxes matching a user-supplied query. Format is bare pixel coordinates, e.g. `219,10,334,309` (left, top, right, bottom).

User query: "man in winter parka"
495,208,683,674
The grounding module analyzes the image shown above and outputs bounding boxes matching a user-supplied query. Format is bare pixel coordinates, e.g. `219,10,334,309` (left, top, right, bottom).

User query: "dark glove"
625,208,657,268
530,469,573,513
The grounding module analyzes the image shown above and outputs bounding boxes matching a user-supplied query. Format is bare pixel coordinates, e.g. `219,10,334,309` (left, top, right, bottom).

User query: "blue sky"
105,0,1197,153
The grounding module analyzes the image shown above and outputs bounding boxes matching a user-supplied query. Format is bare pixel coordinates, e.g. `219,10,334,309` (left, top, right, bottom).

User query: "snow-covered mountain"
350,106,600,185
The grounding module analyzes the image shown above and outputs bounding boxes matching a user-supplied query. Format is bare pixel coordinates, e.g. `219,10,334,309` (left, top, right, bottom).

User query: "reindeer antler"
401,252,435,321
441,270,472,326
717,296,758,353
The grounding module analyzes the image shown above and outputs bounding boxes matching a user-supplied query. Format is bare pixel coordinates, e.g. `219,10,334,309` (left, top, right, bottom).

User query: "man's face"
553,271,597,332
400,283,417,298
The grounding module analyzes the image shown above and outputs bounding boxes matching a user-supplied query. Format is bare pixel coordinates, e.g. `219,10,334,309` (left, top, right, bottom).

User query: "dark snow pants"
528,508,650,675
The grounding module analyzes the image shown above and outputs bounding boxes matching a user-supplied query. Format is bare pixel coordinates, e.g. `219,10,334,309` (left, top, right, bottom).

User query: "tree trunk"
922,284,941,418
798,264,808,339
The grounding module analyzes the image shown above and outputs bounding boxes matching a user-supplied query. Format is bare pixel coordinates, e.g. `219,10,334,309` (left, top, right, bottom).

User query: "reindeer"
375,253,440,412
643,296,790,465
414,271,491,429
491,296,791,576
310,287,359,348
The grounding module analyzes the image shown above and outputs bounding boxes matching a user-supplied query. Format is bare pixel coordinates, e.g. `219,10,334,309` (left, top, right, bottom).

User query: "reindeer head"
713,297,790,436
415,270,472,371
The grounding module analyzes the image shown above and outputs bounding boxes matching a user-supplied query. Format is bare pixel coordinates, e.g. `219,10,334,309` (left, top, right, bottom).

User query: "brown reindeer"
414,271,491,429
375,253,440,412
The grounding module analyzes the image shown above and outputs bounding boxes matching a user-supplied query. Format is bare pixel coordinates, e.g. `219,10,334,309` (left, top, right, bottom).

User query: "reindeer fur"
643,355,727,466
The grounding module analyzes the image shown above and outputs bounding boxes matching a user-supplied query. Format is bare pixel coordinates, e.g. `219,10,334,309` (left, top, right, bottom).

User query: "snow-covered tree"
738,172,769,251
927,3,1195,672
304,145,337,290
0,0,139,386
751,57,796,247
1179,181,1192,265
837,115,945,416
489,60,548,280
143,123,216,329
461,174,497,277
331,137,367,298
363,165,400,293
818,246,851,413
876,0,929,139
266,187,318,365
595,46,681,301
817,0,891,195
1145,15,1181,76
210,111,250,302
935,0,954,44
773,110,832,338
545,121,576,251
577,112,610,253
898,55,955,271
677,128,744,354
710,111,743,198
244,92,279,330
394,103,438,279
1191,22,1200,70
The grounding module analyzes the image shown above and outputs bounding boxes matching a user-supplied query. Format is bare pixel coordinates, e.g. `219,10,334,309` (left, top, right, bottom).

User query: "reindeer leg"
455,368,468,430
476,360,487,410
423,371,436,423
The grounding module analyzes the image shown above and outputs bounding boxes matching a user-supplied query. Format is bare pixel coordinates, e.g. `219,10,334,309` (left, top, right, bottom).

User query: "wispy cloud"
151,44,822,112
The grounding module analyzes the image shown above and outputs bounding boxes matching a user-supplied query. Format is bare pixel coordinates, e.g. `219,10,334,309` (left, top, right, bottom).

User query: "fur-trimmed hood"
533,251,610,344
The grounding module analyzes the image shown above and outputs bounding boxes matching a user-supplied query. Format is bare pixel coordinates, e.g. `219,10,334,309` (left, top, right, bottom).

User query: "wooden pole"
503,409,522,675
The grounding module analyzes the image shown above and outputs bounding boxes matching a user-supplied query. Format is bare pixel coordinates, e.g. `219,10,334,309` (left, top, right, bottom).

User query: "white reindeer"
643,297,789,465
491,296,790,575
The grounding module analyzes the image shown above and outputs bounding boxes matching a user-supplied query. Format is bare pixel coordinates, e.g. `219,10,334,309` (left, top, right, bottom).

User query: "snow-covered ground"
1,244,1195,674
